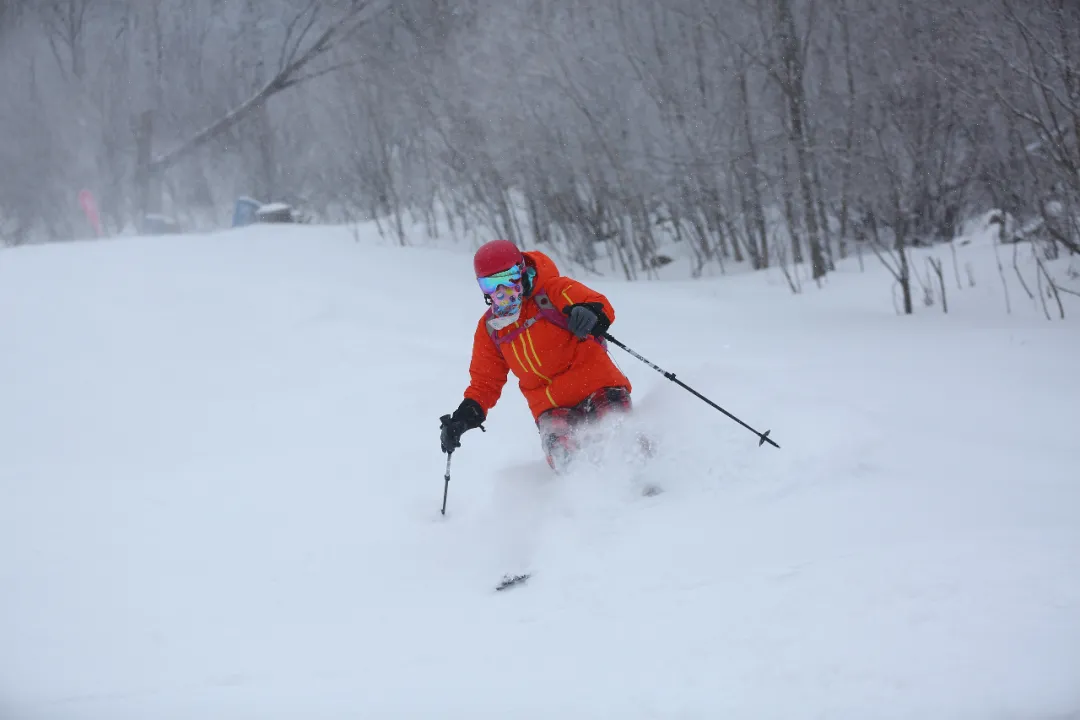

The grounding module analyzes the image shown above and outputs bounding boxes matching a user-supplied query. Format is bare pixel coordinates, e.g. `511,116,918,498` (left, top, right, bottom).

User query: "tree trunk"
134,110,161,219
780,150,803,266
898,233,913,315
775,0,827,281
737,67,769,269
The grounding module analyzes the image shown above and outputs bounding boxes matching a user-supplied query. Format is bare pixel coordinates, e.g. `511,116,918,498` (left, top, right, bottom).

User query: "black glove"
440,398,485,453
562,302,611,339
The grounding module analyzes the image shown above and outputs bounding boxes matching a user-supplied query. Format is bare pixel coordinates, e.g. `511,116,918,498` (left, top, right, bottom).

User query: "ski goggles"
477,264,524,295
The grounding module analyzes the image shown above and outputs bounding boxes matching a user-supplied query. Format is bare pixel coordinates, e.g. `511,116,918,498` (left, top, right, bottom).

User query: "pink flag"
78,189,102,237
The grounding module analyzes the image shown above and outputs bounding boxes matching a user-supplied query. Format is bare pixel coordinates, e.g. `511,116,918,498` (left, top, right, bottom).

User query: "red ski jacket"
463,250,631,421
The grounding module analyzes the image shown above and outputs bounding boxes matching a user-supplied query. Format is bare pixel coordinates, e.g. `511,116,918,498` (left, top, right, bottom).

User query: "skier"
439,239,641,472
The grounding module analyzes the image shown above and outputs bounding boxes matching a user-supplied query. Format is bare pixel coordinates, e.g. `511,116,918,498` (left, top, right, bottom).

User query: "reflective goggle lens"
477,264,523,295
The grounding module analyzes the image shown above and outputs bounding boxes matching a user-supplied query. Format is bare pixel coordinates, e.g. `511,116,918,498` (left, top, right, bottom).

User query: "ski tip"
495,573,531,591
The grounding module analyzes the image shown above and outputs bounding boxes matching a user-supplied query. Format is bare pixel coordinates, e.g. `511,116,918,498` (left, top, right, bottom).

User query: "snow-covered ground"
2,222,1079,719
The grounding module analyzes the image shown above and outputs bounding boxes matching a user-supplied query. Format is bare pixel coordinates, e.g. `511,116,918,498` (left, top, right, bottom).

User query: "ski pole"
602,332,780,449
441,450,452,515
438,412,486,515
440,446,453,515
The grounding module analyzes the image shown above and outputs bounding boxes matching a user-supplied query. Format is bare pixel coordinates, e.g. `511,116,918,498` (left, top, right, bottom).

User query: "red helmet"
473,239,523,277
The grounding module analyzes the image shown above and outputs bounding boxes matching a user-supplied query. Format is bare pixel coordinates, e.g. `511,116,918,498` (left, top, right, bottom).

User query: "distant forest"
2,0,1077,289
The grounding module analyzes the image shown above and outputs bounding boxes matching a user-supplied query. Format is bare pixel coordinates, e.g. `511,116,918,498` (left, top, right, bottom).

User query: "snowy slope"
1,225,1079,719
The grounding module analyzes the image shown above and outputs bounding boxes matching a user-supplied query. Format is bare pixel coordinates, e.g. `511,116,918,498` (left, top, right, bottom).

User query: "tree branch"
148,0,384,175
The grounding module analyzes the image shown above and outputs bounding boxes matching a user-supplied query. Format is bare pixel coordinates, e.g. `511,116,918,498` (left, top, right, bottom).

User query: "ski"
495,573,531,591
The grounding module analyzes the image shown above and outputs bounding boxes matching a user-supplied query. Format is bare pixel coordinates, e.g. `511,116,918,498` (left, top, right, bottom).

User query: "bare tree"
2,0,1077,325
145,1,385,179
36,0,91,80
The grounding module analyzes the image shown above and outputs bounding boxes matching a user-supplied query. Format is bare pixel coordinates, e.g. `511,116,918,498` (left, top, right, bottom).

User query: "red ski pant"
535,386,632,470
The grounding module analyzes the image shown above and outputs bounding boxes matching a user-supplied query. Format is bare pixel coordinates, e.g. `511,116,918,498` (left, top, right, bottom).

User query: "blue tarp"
232,197,262,227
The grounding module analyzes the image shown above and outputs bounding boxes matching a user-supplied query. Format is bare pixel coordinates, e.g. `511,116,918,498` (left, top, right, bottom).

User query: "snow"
255,202,291,215
1,222,1079,719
